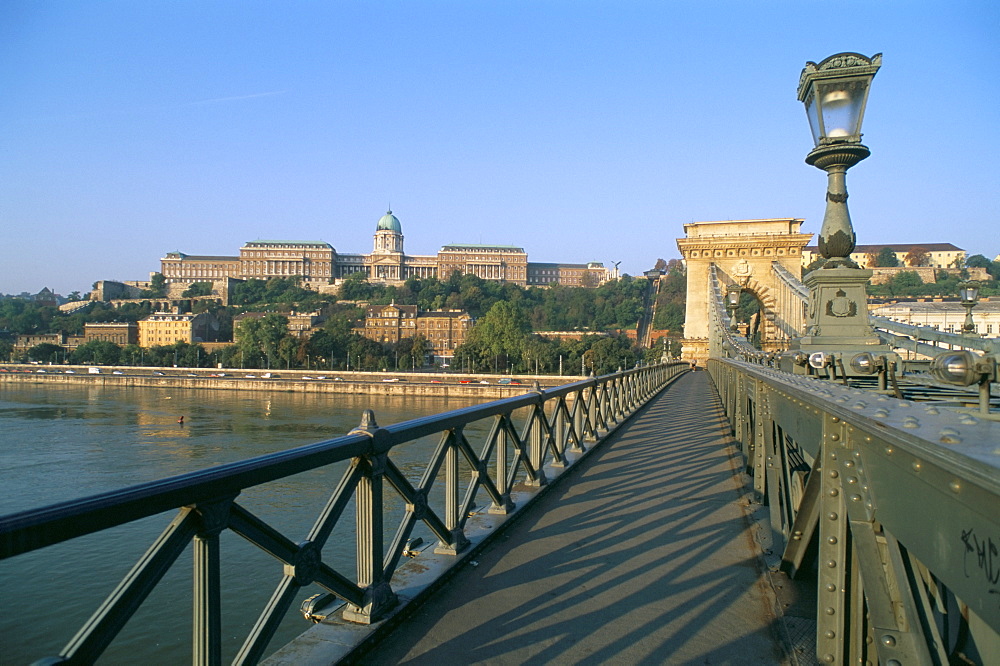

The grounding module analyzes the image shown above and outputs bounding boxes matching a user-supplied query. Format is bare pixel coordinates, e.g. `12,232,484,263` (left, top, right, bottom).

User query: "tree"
339,272,374,301
873,247,899,267
653,258,667,271
182,282,213,298
236,314,289,367
966,254,1000,280
665,259,685,275
28,342,64,363
71,340,122,365
457,301,531,371
903,247,929,267
149,273,167,297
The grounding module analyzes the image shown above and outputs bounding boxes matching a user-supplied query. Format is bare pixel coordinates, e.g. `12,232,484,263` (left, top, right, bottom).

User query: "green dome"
376,210,402,233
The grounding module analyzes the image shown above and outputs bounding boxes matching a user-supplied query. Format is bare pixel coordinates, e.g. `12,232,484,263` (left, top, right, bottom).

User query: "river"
0,383,489,665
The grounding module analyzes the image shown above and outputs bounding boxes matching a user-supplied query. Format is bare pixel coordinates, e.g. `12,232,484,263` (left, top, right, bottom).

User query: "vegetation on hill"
1,273,660,374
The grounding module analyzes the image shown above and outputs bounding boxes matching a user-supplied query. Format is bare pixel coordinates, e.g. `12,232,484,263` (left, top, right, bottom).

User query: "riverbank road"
359,371,792,664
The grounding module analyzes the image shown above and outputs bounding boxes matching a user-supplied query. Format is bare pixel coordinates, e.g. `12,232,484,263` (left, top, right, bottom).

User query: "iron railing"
709,357,1000,664
871,316,1000,357
0,362,687,665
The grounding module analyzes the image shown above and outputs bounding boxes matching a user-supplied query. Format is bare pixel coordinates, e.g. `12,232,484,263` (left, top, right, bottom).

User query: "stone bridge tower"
677,219,812,363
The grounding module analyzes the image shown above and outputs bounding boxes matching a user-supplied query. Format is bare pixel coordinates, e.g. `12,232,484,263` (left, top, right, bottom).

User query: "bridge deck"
359,372,791,664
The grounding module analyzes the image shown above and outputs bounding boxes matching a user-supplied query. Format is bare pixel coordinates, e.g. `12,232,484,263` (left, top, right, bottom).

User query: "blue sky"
2,1,997,296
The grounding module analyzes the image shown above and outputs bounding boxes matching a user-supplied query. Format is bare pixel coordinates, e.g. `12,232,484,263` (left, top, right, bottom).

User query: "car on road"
498,378,522,385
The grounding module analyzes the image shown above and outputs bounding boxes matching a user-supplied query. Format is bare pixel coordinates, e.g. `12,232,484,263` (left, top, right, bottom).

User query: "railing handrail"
0,372,629,560
770,260,810,302
0,361,688,665
708,264,761,359
871,315,1000,355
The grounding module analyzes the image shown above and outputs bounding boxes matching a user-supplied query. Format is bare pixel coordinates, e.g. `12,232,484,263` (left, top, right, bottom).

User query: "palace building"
159,211,617,290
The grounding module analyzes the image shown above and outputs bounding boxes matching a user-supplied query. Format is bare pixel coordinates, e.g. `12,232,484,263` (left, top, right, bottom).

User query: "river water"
0,383,488,665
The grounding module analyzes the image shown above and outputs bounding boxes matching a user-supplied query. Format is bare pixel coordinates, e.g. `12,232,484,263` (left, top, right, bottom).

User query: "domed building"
159,208,616,291
373,210,403,254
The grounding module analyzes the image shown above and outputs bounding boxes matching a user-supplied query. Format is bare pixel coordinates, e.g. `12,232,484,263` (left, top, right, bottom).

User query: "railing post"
489,416,515,514
343,410,396,624
435,428,471,554
192,497,234,666
587,378,599,441
526,392,549,487
572,390,587,451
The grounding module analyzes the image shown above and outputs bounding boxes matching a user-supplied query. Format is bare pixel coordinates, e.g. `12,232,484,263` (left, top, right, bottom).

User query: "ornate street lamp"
959,280,981,334
726,284,741,331
784,52,892,373
797,52,881,268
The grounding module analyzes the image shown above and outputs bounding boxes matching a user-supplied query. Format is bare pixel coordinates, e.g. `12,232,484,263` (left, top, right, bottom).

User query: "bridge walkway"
357,372,793,664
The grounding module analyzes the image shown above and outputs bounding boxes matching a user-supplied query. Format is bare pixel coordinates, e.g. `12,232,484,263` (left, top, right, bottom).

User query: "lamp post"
798,52,881,268
726,284,741,332
787,53,892,371
959,280,981,335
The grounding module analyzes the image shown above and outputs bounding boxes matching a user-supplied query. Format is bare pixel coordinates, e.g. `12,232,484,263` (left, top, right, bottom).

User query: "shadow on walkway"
358,372,789,665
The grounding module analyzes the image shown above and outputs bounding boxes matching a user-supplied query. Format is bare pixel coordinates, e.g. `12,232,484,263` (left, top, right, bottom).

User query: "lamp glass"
815,79,867,142
727,287,741,308
959,282,980,304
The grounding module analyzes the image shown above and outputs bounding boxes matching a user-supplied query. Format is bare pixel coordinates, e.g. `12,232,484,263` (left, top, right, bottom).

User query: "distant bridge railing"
709,264,767,362
0,362,687,665
709,357,1000,664
871,315,1000,358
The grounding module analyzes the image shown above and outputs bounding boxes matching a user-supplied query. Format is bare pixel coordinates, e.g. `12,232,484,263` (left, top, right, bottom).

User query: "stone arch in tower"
676,218,814,363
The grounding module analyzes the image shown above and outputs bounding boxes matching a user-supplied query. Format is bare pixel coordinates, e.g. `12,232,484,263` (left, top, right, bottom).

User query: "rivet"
882,635,896,647
823,655,835,663
827,560,837,568
844,460,855,468
949,481,961,493
850,494,862,502
912,461,922,472
940,427,962,445
830,433,840,441
829,470,839,478
825,607,836,615
885,446,894,455
829,489,839,497
902,417,920,429
828,537,838,545
888,660,902,666
826,583,836,592
824,630,835,639
831,416,840,423
847,476,858,484
829,512,838,521
830,453,838,460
